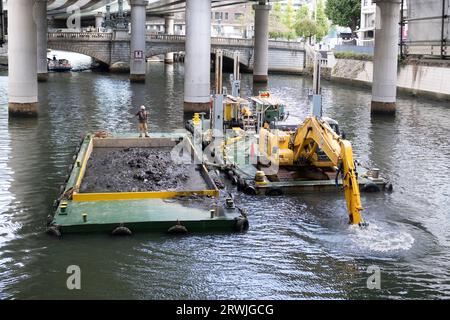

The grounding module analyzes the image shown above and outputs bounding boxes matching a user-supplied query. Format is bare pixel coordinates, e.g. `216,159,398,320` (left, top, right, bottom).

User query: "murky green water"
0,60,449,299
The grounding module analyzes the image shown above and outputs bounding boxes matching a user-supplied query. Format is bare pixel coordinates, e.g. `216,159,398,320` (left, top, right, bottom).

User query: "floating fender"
237,178,245,191
266,188,283,196
244,185,257,195
386,183,394,192
231,176,238,185
47,215,54,226
362,182,381,193
234,217,249,232
111,226,132,236
52,199,60,210
46,226,61,237
167,224,188,235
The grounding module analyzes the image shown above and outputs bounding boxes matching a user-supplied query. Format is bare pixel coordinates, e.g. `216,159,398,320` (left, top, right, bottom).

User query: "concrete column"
164,14,175,64
129,0,148,83
35,0,48,82
184,0,211,112
371,0,401,115
8,0,38,117
252,1,271,83
95,12,104,30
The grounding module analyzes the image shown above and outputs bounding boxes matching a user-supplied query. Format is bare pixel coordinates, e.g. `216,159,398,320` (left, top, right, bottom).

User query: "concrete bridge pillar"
95,12,104,31
8,0,38,117
184,0,211,112
36,0,48,82
371,0,401,115
252,1,271,83
164,15,175,64
129,0,148,83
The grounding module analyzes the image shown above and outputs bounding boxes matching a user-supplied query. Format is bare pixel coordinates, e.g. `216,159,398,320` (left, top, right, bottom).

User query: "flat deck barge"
48,132,248,236
220,131,391,196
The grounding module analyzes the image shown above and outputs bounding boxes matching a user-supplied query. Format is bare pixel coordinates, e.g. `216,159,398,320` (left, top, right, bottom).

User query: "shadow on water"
0,63,450,299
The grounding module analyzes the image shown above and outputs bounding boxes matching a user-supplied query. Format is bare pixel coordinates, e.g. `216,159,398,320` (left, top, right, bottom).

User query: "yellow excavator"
259,117,364,225
258,53,365,226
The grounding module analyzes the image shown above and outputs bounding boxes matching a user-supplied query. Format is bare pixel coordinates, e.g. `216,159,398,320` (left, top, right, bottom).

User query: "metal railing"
47,32,113,41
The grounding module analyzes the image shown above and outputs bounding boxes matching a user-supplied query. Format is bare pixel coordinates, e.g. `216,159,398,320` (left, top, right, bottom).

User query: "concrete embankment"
331,58,450,100
0,56,6,71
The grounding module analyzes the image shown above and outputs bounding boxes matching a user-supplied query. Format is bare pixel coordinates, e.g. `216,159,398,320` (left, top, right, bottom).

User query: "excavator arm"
292,117,364,225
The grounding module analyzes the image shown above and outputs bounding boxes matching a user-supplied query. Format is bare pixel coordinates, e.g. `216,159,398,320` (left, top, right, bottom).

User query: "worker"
135,105,149,138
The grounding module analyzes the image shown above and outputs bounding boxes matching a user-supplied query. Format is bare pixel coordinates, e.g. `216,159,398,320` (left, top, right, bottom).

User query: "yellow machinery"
259,116,364,226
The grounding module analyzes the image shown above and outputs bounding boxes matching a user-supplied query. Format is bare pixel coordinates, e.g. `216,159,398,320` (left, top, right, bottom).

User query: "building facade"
359,0,376,41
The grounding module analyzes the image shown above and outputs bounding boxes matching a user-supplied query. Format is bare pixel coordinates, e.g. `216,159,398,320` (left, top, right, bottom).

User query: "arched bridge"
47,32,306,73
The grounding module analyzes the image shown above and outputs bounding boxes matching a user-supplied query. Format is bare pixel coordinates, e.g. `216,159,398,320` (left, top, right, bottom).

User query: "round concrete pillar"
164,15,175,64
35,0,48,82
252,2,271,83
129,0,148,83
184,0,211,112
95,12,104,30
8,0,38,117
371,0,401,115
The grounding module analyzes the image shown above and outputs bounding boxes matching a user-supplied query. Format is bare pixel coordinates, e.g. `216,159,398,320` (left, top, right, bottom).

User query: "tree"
269,1,295,40
295,18,318,44
315,0,330,41
282,0,295,29
325,0,361,33
294,5,317,43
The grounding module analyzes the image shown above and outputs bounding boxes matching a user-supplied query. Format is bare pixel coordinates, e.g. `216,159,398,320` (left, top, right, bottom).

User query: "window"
215,12,220,20
234,13,243,20
225,12,228,20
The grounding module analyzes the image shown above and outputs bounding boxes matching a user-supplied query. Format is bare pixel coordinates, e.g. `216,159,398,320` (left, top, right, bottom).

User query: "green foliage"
334,51,373,61
325,0,361,32
282,0,295,29
268,0,330,41
315,0,330,41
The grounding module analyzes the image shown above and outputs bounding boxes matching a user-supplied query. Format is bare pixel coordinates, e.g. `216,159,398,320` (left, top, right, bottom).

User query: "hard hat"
140,105,145,110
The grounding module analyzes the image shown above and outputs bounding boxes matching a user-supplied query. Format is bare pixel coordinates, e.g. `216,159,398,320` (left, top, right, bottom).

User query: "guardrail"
48,32,305,50
48,32,113,40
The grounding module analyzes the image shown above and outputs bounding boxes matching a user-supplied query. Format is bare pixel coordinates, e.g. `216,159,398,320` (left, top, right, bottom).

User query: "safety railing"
47,32,113,41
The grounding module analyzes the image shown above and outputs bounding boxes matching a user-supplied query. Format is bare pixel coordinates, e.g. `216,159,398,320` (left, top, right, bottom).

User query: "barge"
220,128,390,196
48,132,248,236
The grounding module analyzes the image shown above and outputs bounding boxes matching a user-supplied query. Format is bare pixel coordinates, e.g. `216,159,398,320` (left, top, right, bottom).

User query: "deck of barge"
222,131,389,195
49,132,248,235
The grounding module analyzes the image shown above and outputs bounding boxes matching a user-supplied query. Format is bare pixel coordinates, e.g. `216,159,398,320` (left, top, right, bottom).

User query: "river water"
0,56,449,299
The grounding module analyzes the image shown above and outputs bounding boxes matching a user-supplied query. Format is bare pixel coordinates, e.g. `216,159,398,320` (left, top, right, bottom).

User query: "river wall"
331,58,450,100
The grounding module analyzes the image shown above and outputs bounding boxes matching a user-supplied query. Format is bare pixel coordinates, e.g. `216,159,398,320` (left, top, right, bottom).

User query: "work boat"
48,58,72,72
190,50,392,227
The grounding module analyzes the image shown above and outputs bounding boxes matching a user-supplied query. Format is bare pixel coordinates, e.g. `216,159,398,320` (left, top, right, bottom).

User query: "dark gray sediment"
80,147,208,193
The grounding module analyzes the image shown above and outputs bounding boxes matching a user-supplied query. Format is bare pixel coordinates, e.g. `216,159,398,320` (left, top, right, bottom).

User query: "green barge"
48,132,248,236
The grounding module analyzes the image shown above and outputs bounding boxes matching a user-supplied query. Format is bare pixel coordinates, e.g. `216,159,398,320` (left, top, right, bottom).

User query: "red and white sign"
134,50,144,60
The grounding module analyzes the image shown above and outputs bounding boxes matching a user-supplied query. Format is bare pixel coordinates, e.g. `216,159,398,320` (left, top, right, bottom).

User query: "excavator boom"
292,116,364,225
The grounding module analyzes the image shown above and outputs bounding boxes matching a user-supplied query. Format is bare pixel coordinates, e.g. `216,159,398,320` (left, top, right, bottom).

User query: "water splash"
349,222,415,253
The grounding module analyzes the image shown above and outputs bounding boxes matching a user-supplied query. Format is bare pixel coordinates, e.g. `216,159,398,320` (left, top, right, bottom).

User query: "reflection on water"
0,62,450,299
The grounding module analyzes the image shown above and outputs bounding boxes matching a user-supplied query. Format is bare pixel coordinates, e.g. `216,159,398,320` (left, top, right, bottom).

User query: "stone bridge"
47,32,306,73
